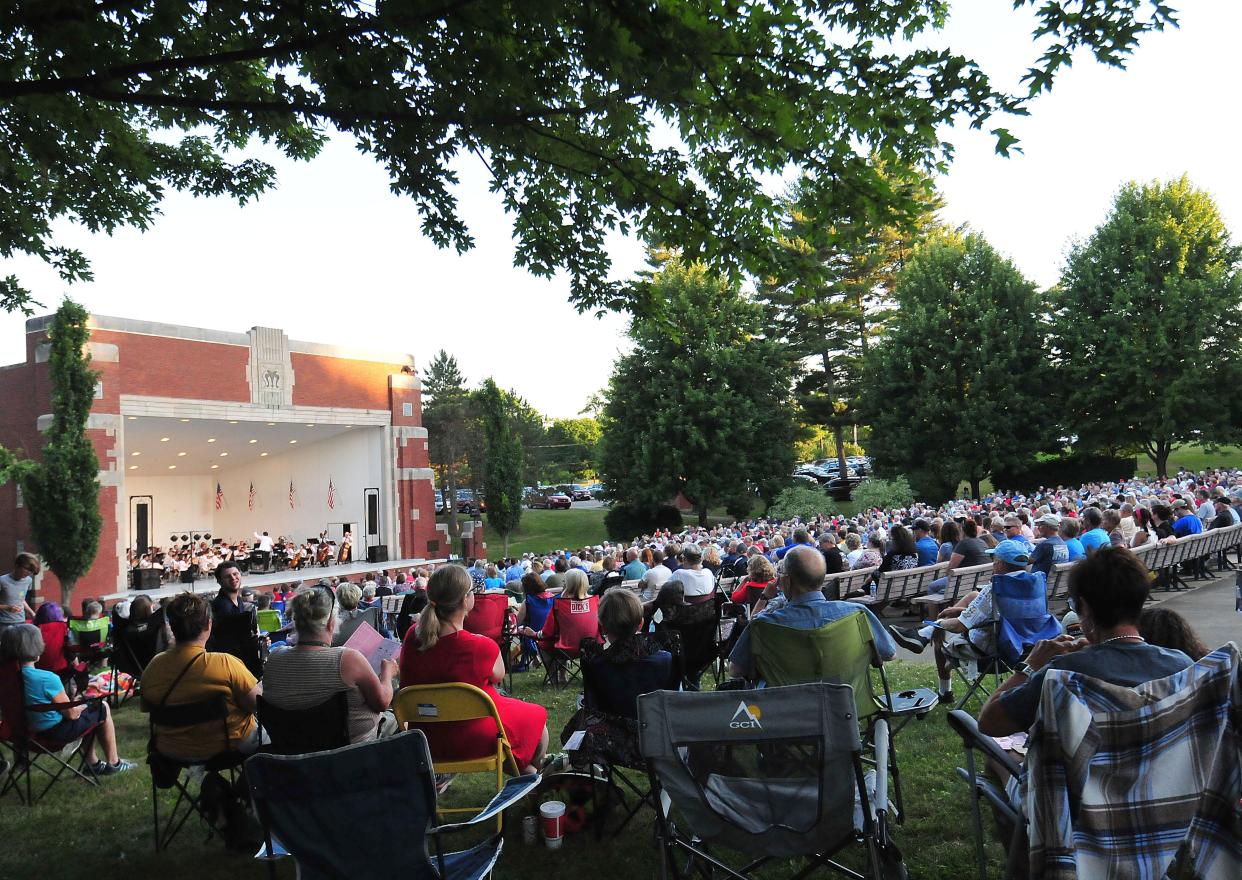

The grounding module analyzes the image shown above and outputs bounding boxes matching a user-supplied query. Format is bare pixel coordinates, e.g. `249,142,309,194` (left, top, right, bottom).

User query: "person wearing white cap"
1028,513,1068,579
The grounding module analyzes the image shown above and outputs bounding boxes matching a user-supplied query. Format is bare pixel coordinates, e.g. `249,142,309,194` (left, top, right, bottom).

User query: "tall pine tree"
475,379,524,556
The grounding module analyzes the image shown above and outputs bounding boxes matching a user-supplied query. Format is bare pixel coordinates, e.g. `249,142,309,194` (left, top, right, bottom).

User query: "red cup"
540,800,566,849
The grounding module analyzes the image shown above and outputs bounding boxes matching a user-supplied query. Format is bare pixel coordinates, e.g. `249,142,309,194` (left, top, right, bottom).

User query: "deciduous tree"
422,349,472,540
599,255,797,525
1049,177,1242,477
21,300,102,606
0,2,1172,314
859,231,1054,500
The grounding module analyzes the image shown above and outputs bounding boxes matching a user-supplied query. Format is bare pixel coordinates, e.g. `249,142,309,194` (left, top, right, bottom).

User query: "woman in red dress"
399,565,548,774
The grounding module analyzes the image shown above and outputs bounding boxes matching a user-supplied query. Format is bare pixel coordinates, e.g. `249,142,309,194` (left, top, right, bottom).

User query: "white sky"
1,1,1236,419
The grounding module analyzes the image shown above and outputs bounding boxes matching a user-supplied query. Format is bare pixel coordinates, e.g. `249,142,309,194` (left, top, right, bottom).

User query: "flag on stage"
289,480,296,509
248,481,256,512
327,477,336,510
214,482,224,511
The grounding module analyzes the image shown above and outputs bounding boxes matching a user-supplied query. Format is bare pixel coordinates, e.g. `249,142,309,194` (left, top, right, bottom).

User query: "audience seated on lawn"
142,592,263,760
400,564,549,774
889,539,1048,703
730,554,776,608
729,546,896,683
520,569,600,654
1,623,135,774
332,581,390,645
262,586,400,743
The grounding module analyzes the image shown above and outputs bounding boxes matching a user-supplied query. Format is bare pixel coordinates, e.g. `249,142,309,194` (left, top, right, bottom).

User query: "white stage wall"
125,427,385,549
126,475,214,546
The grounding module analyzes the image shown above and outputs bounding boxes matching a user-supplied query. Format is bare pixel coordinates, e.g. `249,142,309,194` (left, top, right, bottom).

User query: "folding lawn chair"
749,611,936,820
246,730,539,880
639,682,909,880
393,683,522,832
945,710,1023,880
257,692,349,756
540,595,600,687
0,659,102,805
946,572,1060,710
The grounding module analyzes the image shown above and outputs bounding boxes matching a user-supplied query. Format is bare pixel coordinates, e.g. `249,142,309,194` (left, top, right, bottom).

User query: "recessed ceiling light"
129,465,138,470
160,437,170,442
177,451,187,457
260,452,269,457
210,464,219,469
267,422,276,426
127,416,137,421
219,452,229,457
130,452,140,457
167,465,176,470
305,424,314,428
179,418,190,423
207,438,216,443
289,439,297,444
228,420,238,424
248,439,257,444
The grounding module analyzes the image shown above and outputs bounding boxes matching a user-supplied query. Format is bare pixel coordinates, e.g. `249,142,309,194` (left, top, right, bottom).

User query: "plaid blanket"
1025,643,1241,880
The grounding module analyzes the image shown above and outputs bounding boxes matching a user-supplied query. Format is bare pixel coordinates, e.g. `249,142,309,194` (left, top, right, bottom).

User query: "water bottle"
1236,571,1242,614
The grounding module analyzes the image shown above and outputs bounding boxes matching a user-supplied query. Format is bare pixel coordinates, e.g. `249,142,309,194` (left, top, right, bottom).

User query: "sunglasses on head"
316,585,337,615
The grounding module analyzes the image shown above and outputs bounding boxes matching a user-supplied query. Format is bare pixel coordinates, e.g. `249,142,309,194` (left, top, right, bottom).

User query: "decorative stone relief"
247,326,295,407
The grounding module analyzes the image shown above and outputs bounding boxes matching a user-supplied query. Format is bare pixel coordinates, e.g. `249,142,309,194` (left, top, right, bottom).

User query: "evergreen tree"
761,165,941,473
22,300,102,606
1049,177,1242,476
859,231,1054,500
476,379,524,556
600,255,797,525
421,350,472,540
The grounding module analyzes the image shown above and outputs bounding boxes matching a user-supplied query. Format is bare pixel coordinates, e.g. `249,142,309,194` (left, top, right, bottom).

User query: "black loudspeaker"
131,568,163,589
367,545,388,563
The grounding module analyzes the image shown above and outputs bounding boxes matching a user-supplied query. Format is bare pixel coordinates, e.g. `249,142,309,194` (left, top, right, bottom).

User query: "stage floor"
101,556,440,602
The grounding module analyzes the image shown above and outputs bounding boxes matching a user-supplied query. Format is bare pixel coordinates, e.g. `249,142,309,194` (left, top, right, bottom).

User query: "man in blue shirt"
729,546,895,680
912,519,940,566
1077,508,1111,554
1028,514,1069,578
774,527,815,561
1171,499,1204,537
621,547,647,581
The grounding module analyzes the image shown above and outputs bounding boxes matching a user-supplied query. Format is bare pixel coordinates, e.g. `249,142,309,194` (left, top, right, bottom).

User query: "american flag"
214,482,224,511
289,480,296,509
327,477,336,510
248,481,256,512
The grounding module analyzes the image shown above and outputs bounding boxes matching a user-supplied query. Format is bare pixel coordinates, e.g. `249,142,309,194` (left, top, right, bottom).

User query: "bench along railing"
821,565,877,600
848,561,948,613
908,562,992,616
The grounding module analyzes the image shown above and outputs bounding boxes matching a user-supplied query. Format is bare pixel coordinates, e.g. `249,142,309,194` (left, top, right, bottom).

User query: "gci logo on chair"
729,702,763,729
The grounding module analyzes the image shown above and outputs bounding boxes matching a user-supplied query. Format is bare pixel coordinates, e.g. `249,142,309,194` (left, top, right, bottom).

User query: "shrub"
766,486,838,522
852,476,915,512
604,504,684,541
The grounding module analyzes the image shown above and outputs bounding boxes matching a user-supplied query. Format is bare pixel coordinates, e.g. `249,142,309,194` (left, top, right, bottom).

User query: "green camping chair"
68,616,110,647
255,609,283,635
750,611,937,821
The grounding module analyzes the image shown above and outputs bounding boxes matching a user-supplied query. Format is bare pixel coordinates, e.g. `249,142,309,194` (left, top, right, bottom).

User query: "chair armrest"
430,774,542,834
29,694,103,712
946,709,1023,780
879,687,938,717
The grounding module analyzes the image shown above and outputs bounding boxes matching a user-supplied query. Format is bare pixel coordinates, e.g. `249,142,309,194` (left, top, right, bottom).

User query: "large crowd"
2,465,1240,872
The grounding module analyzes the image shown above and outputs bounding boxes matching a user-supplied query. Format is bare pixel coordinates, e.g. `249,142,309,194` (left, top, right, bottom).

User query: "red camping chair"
464,592,516,688
541,595,600,687
0,660,102,805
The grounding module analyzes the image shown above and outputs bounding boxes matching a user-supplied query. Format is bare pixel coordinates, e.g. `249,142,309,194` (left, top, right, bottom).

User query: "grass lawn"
1134,444,1242,475
0,659,1002,880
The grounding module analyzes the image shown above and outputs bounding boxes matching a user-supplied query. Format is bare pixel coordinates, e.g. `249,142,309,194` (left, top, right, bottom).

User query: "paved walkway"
890,569,1241,664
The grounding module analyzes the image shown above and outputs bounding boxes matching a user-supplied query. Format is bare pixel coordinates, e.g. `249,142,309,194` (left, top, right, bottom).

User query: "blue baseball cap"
987,539,1030,566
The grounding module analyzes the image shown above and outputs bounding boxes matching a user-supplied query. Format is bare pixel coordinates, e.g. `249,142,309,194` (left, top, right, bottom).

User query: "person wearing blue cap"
889,539,1043,703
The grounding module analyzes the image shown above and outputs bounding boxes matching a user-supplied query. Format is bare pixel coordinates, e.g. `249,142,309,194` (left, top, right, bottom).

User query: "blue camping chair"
949,571,1060,709
245,730,539,880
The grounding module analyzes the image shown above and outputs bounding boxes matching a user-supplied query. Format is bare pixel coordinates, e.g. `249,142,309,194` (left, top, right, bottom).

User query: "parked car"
433,490,446,514
826,476,863,502
567,484,593,501
456,489,480,514
527,489,571,509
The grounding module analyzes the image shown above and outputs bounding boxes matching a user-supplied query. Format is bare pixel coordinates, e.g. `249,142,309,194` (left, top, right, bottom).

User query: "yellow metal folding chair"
393,683,521,830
